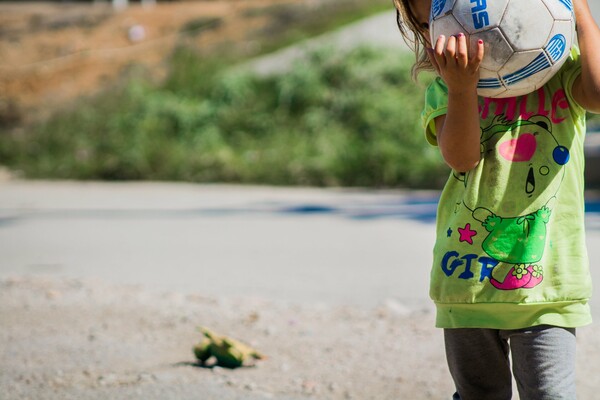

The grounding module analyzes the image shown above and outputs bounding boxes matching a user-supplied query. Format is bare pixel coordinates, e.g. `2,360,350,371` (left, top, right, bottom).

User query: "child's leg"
507,325,577,400
444,328,512,400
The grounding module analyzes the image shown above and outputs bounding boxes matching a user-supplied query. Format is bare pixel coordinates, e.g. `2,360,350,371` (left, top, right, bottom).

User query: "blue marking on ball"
477,34,567,91
431,0,447,19
559,0,573,12
546,34,567,63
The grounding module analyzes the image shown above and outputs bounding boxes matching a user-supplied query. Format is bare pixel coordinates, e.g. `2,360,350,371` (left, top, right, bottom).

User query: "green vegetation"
0,1,450,188
179,17,223,37
0,45,448,188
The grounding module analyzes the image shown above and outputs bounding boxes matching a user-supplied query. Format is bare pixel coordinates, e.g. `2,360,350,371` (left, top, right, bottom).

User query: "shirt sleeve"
421,77,449,146
559,46,584,116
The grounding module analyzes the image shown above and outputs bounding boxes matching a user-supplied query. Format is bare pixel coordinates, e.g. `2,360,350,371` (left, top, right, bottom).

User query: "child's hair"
393,0,434,79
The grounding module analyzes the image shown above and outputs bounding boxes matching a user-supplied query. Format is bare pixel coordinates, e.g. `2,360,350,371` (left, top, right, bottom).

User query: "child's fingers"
456,33,469,67
444,35,457,60
470,39,485,69
433,35,447,67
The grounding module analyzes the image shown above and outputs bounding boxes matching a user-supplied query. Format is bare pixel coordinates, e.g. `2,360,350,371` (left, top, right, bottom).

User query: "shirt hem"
434,300,592,329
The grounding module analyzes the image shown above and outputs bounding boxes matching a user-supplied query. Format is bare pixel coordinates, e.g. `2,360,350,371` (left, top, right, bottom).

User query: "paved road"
0,182,437,308
1,181,599,312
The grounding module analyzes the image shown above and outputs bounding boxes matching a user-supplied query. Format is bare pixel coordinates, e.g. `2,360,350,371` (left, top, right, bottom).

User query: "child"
394,0,600,399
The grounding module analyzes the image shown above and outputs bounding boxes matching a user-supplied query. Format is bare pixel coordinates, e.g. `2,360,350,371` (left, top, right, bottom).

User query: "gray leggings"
444,325,577,400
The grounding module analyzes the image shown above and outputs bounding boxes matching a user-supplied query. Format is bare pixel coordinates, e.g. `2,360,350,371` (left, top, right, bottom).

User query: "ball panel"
477,67,508,98
498,84,538,98
532,65,562,92
452,0,510,34
478,87,510,98
499,49,553,92
430,14,466,44
500,0,554,50
541,0,574,20
471,28,513,72
477,88,510,98
430,0,457,20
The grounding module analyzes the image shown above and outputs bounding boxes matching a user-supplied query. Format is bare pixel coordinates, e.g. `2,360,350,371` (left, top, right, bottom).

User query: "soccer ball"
429,0,575,98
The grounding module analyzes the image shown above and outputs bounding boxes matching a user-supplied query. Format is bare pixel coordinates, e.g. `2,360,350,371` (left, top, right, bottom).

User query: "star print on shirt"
457,223,477,245
447,228,453,237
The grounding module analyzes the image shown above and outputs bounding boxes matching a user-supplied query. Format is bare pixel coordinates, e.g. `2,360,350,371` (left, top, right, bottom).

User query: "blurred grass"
0,0,450,188
0,45,447,188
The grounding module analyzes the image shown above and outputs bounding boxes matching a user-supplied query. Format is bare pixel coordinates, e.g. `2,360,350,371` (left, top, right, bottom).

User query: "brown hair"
393,0,434,79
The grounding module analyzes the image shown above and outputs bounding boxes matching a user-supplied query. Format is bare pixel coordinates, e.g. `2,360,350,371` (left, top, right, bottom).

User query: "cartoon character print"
453,115,569,291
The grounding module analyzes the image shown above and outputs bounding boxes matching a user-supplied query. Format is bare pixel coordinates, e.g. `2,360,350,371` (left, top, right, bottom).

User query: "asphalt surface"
1,181,599,312
0,182,437,307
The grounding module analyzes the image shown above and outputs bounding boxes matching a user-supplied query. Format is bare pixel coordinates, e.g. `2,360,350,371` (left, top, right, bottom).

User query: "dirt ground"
0,275,454,400
2,275,600,399
0,0,314,123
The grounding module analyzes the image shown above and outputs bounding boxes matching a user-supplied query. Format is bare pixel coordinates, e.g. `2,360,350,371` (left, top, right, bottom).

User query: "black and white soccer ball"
429,0,575,98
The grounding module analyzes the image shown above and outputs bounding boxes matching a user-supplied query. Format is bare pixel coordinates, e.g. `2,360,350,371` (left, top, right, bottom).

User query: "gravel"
3,275,600,399
0,275,453,399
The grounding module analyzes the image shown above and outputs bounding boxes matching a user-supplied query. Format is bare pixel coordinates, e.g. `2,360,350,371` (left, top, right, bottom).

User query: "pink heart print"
498,133,537,162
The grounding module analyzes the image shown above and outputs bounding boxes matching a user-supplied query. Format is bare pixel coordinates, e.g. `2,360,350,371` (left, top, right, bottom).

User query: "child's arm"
572,0,600,113
429,34,485,172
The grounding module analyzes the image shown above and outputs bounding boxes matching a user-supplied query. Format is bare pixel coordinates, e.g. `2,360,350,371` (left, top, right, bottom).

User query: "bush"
0,46,448,188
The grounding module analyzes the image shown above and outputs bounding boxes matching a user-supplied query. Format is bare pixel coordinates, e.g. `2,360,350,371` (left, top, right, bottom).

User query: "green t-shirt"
422,49,592,329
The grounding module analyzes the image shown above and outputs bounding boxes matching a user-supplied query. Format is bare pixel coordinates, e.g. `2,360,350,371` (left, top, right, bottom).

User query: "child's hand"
429,33,484,172
428,33,484,95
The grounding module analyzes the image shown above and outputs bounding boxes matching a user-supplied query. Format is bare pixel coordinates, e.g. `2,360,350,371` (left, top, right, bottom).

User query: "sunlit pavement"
0,181,598,315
